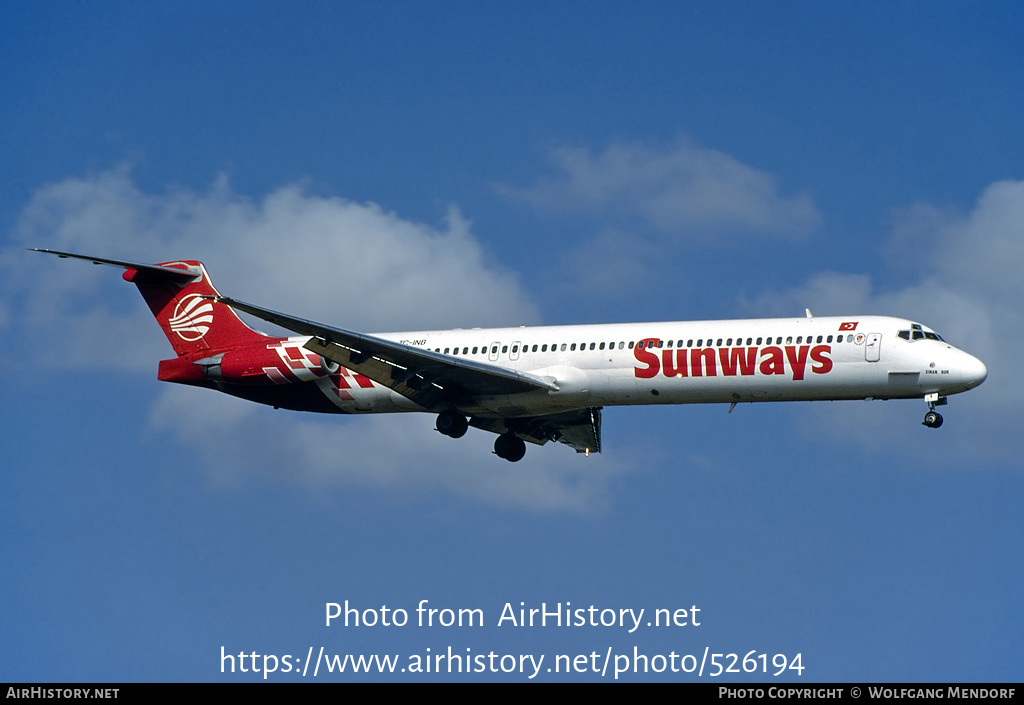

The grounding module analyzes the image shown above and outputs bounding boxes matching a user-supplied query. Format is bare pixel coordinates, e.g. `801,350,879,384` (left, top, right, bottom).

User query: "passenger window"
561,343,567,351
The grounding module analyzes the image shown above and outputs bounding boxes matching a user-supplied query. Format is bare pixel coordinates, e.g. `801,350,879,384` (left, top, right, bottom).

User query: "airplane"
34,249,988,462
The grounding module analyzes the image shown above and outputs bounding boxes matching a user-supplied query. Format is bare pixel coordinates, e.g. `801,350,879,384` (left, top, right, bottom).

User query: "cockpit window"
898,328,945,342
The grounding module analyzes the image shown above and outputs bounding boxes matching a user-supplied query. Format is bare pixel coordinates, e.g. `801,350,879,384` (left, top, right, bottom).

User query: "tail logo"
169,293,214,341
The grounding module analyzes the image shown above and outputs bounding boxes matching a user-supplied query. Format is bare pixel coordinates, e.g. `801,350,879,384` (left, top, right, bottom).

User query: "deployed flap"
213,296,559,409
471,407,602,454
554,406,602,454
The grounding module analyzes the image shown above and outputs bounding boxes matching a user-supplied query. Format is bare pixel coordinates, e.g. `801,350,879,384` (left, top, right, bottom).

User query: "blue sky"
3,2,1022,682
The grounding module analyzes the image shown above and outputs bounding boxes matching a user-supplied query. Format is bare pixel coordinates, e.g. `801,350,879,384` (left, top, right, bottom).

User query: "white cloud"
3,168,624,511
149,385,621,512
4,168,542,370
10,168,540,335
501,139,821,238
546,227,655,301
896,180,1024,301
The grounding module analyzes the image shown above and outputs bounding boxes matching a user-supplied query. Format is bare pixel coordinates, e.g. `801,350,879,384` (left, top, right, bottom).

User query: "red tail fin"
126,260,271,356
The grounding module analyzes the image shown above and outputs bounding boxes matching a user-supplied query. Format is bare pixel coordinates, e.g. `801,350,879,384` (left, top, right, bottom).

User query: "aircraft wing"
214,296,559,410
470,407,602,454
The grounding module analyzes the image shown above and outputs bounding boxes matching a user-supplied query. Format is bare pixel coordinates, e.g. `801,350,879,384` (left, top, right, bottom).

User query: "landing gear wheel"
494,433,526,462
436,410,468,438
922,411,943,428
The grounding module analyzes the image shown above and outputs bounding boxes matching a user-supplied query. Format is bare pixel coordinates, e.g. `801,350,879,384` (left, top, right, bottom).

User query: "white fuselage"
309,315,988,419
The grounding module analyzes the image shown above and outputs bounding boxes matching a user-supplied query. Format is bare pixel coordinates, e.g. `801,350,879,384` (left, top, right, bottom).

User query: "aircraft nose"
962,352,987,389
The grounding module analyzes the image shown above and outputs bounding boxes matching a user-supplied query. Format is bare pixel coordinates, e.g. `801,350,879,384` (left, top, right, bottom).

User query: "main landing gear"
922,393,946,429
435,409,468,438
436,410,527,462
493,433,526,463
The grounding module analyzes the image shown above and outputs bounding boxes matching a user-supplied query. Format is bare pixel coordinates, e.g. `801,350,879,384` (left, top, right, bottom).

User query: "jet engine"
205,343,338,384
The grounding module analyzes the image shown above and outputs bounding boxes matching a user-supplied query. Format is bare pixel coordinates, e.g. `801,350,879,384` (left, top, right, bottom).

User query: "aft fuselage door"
865,333,882,362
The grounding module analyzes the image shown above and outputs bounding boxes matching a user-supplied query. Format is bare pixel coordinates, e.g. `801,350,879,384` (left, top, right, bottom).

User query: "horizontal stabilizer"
33,249,270,356
31,249,200,283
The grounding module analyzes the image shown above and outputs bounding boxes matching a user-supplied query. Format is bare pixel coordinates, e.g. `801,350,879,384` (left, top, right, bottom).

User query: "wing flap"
472,407,602,454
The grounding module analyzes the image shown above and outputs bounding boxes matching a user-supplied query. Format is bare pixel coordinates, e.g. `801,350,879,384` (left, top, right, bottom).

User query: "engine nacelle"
206,340,338,385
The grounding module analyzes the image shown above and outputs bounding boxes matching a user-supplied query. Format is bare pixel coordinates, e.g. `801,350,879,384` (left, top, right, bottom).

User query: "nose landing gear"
922,393,946,428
